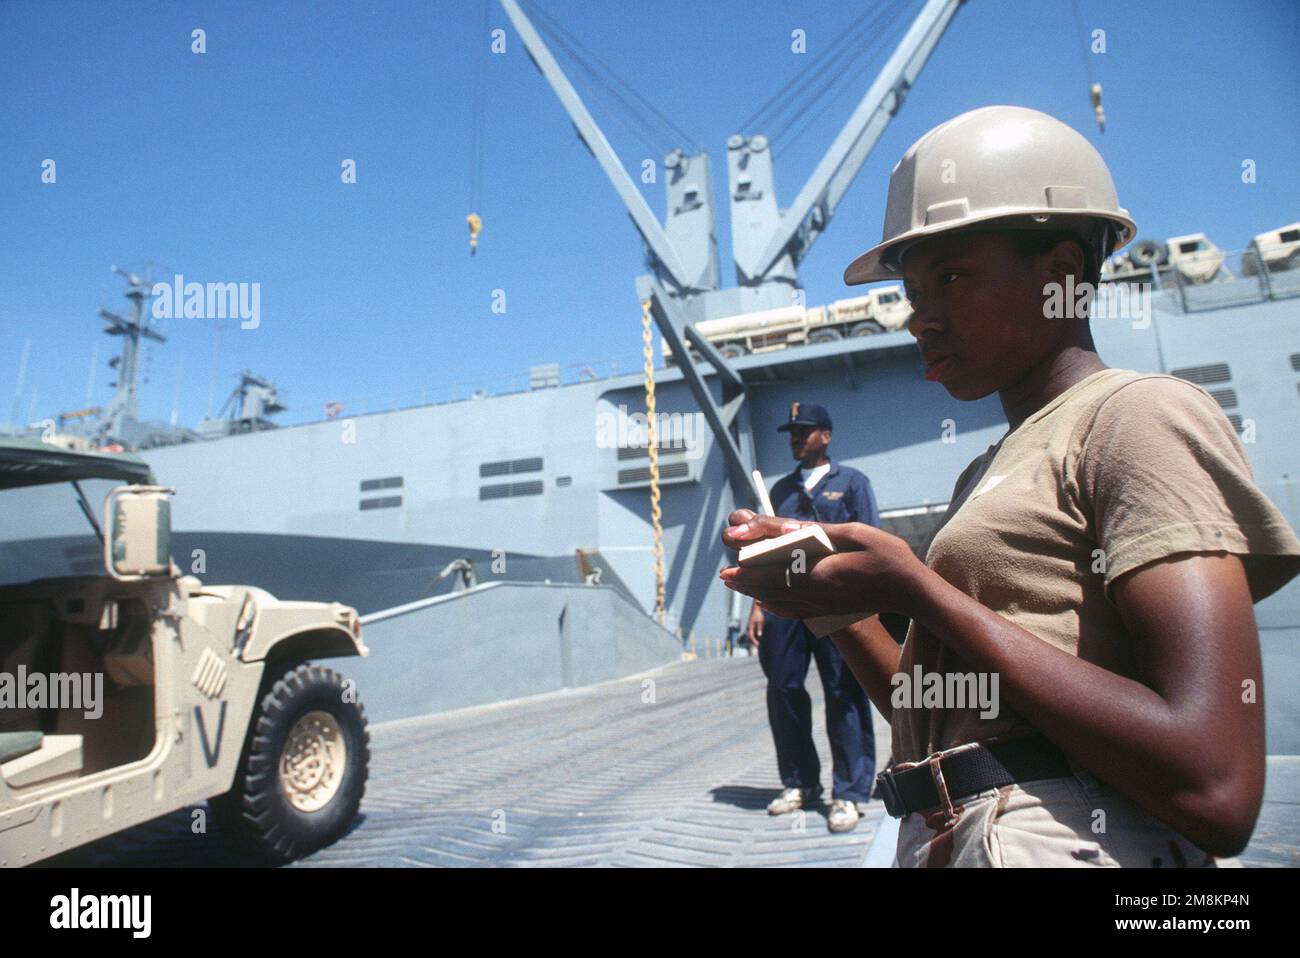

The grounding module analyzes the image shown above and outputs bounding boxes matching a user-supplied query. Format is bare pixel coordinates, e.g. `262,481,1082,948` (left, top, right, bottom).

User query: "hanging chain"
641,299,666,622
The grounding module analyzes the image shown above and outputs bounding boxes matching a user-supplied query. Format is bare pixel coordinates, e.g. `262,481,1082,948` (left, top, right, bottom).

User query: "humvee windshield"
0,439,153,587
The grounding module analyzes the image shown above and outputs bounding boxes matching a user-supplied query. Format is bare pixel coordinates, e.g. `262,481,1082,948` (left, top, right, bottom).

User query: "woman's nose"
907,300,943,338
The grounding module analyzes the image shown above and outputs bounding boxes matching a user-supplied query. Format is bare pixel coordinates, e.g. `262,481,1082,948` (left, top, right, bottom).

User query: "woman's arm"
827,616,901,722
722,513,1266,857
891,552,1263,857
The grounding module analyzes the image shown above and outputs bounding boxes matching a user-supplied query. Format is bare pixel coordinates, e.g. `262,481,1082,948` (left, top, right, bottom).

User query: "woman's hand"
718,509,924,620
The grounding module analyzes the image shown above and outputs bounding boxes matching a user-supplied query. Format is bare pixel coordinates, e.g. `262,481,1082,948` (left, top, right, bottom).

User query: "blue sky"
2,0,1297,432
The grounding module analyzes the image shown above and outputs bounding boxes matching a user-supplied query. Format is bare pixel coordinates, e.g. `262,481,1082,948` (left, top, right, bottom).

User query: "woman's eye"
940,271,959,285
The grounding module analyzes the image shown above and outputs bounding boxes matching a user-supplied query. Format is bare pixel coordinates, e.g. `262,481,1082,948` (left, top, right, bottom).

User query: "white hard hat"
843,105,1137,285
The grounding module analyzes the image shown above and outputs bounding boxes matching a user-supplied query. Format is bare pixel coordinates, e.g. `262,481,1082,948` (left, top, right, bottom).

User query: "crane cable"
1071,0,1105,132
526,0,700,156
739,0,909,140
467,0,488,254
641,299,666,623
768,1,913,148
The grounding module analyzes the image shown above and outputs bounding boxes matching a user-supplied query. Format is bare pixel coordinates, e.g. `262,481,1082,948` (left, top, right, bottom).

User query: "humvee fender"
193,586,368,664
243,606,367,664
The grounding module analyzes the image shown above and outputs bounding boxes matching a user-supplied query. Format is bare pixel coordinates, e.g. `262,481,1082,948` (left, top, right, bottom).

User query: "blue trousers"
758,613,875,802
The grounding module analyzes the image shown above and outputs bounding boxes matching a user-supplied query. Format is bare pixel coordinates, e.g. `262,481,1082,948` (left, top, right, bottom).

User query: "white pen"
751,469,776,517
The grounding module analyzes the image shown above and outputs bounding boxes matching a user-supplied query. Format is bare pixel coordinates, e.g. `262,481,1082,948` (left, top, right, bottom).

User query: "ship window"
617,461,690,484
359,496,402,510
1289,353,1300,372
1280,230,1299,243
360,476,403,492
1170,363,1231,386
1207,387,1238,409
479,480,544,500
879,292,900,303
479,457,543,478
1226,414,1244,433
556,476,573,487
1177,240,1201,254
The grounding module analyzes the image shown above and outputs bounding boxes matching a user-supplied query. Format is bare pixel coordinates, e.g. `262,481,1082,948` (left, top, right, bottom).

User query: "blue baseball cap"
776,401,832,432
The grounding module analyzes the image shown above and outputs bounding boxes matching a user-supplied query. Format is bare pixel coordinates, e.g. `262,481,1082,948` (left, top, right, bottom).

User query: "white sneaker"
828,799,861,833
767,785,822,815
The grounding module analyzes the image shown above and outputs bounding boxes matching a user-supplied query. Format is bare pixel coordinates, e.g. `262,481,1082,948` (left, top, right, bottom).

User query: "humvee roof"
0,437,154,491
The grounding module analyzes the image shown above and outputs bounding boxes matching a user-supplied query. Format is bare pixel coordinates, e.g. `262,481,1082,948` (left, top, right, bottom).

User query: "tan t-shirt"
892,367,1300,764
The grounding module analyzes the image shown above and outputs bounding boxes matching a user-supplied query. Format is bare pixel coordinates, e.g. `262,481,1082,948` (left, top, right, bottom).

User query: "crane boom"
747,0,965,281
499,0,693,292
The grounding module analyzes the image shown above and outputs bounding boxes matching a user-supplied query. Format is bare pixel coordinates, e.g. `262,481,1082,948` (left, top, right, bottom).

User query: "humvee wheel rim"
279,710,347,813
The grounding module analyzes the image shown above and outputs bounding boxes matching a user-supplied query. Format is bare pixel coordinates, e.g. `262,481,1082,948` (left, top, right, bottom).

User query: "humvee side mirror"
103,485,176,580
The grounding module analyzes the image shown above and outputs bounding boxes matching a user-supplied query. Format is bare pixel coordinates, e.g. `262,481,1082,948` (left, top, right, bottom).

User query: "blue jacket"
768,459,879,528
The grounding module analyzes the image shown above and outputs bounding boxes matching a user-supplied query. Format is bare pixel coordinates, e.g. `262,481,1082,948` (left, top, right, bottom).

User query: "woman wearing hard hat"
721,106,1300,867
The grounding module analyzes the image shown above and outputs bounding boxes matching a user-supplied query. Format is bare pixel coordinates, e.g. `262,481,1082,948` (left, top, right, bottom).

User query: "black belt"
876,735,1073,819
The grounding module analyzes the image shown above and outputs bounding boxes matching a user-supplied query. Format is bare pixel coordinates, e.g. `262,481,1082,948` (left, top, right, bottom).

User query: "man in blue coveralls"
746,401,879,833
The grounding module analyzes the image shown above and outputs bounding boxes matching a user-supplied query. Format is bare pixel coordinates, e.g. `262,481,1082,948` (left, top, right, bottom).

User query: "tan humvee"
1242,221,1300,276
1104,231,1234,285
0,438,369,866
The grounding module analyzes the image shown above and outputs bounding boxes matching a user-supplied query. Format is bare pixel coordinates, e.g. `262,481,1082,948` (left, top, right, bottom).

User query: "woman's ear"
1043,237,1087,287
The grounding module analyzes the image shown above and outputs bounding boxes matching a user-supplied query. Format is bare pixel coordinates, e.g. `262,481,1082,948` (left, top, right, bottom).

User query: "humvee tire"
213,662,369,864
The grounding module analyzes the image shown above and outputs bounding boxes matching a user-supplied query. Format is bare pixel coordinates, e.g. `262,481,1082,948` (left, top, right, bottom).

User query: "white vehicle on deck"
1243,222,1300,276
1104,224,1300,286
1105,231,1231,285
663,285,911,363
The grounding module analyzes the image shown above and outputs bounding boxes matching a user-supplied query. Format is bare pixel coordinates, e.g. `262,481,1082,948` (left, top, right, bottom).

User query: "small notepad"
737,524,873,637
737,524,834,566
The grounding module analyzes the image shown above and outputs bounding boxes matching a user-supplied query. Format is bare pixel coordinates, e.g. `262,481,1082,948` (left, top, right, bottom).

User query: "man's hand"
746,603,764,646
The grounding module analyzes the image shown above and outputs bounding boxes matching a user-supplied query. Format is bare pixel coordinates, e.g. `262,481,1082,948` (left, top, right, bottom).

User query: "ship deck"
47,657,1299,868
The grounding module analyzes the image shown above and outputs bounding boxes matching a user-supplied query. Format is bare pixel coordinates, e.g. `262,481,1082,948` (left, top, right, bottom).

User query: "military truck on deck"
0,438,370,865
1101,223,1300,289
662,285,911,363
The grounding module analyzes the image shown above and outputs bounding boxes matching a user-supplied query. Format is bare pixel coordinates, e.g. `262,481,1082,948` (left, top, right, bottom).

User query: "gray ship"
3,0,1298,759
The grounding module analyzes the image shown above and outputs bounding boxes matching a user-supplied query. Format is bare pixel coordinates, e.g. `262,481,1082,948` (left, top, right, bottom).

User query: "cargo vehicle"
0,438,370,865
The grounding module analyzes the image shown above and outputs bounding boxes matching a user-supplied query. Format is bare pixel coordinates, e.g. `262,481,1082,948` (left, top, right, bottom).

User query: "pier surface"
48,657,1298,867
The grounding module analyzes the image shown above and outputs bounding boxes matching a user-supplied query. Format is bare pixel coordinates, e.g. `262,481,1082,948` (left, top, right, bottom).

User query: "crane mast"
499,0,965,507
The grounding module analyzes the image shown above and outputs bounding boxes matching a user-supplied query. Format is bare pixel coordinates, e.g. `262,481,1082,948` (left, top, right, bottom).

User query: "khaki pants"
893,746,1219,868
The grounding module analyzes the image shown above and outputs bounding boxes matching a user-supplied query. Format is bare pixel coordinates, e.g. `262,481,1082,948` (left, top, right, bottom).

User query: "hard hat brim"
843,208,1137,286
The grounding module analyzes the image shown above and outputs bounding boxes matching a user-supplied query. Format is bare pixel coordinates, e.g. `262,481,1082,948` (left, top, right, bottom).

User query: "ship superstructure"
3,1,1297,749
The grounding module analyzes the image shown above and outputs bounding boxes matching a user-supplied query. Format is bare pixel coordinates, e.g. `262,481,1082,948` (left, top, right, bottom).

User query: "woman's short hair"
1000,227,1105,291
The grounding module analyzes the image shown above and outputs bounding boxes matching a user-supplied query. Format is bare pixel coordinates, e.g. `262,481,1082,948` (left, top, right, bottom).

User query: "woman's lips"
924,354,958,382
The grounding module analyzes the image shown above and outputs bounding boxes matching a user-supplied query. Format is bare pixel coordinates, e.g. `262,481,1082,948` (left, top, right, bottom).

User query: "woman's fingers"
755,599,819,619
719,565,830,618
721,513,803,549
818,521,876,551
719,564,786,593
727,508,758,527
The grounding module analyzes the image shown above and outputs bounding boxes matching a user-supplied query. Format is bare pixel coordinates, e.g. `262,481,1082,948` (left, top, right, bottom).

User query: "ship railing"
315,351,650,423
1108,245,1300,314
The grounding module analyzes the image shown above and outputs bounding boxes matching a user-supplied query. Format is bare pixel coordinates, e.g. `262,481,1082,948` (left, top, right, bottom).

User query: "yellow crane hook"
467,212,482,255
1090,82,1105,133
